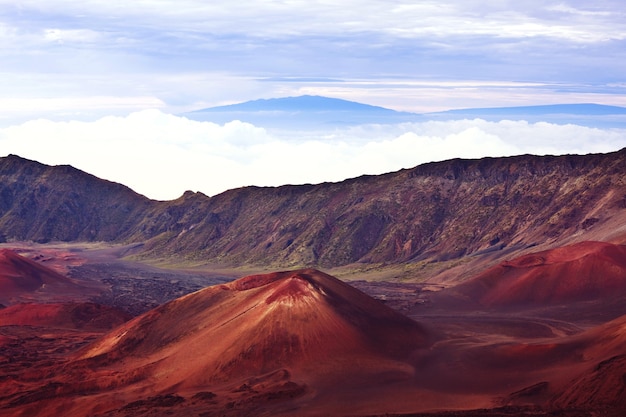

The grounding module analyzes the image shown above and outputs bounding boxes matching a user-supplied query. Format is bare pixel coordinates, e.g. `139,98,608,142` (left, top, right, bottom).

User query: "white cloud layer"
1,111,624,200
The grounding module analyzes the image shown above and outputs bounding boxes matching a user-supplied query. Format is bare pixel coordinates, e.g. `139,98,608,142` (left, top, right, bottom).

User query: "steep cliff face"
138,149,626,268
0,155,152,243
2,150,626,269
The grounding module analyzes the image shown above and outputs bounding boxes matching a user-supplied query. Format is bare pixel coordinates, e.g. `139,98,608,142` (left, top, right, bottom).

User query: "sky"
1,1,626,199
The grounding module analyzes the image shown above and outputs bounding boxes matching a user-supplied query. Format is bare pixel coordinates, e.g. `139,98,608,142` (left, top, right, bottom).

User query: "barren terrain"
2,151,626,416
0,241,625,416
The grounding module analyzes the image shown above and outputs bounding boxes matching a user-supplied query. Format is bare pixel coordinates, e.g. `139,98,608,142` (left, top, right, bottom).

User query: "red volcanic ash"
552,355,626,412
450,241,626,308
0,249,97,305
82,269,430,380
1,269,432,417
542,314,626,413
0,302,130,331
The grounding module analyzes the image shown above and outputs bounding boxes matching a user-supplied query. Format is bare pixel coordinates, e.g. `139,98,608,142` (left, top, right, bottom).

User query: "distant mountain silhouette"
192,95,403,113
184,95,626,128
433,103,626,116
428,103,626,127
184,95,419,127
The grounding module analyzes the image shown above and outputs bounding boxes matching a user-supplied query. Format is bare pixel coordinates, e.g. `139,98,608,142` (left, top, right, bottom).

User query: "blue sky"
1,1,626,199
1,0,625,119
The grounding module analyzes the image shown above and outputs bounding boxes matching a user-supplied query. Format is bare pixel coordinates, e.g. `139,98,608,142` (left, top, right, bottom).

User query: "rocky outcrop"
138,149,626,268
2,149,626,269
0,155,151,243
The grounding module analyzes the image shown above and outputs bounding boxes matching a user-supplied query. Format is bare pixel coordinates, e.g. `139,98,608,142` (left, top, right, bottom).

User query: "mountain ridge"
431,103,626,116
184,95,626,127
191,94,409,114
191,95,626,116
0,154,152,243
2,150,626,280
184,94,417,126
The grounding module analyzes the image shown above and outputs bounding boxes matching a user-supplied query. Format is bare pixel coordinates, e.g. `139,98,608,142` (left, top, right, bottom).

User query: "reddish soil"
438,241,626,309
0,249,101,305
0,302,130,330
2,243,626,416
6,246,87,275
0,269,442,417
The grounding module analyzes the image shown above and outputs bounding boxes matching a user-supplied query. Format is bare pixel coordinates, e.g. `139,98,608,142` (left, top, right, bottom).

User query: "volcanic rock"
2,150,626,277
437,241,626,309
80,268,430,383
0,269,430,416
0,249,98,305
0,302,130,330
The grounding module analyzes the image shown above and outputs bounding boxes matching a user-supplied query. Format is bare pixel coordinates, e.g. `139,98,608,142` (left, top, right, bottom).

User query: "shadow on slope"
3,269,434,417
430,241,626,318
0,249,102,306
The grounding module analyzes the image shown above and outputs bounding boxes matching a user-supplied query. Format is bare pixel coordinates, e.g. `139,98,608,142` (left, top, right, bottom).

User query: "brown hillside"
137,149,626,271
437,241,626,308
552,354,626,414
491,314,626,413
550,314,626,413
2,150,626,275
0,249,99,305
2,269,432,417
0,154,151,243
80,268,430,380
0,302,130,331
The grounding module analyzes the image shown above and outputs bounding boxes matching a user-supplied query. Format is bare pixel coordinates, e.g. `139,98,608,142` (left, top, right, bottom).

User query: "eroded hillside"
2,150,626,277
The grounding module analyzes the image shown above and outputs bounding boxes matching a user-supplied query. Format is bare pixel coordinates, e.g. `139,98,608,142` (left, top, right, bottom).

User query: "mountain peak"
192,94,403,113
78,269,429,393
436,102,626,116
184,95,418,127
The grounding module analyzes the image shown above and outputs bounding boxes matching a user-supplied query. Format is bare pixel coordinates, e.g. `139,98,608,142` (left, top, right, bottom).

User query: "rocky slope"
0,302,130,330
1,269,432,417
0,249,101,305
0,155,152,243
2,149,626,274
436,241,626,309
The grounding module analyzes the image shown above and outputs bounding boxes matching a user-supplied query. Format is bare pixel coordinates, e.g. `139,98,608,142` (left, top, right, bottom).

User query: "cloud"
7,1,624,42
1,110,624,200
43,28,102,43
1,0,624,119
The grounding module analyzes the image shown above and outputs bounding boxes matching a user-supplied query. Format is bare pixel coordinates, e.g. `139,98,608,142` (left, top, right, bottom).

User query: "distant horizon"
1,96,625,200
4,146,626,202
1,1,624,199
189,94,626,115
2,94,626,201
3,134,626,202
1,1,625,122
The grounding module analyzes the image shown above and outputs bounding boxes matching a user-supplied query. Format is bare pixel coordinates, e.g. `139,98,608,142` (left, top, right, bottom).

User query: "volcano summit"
2,269,432,417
